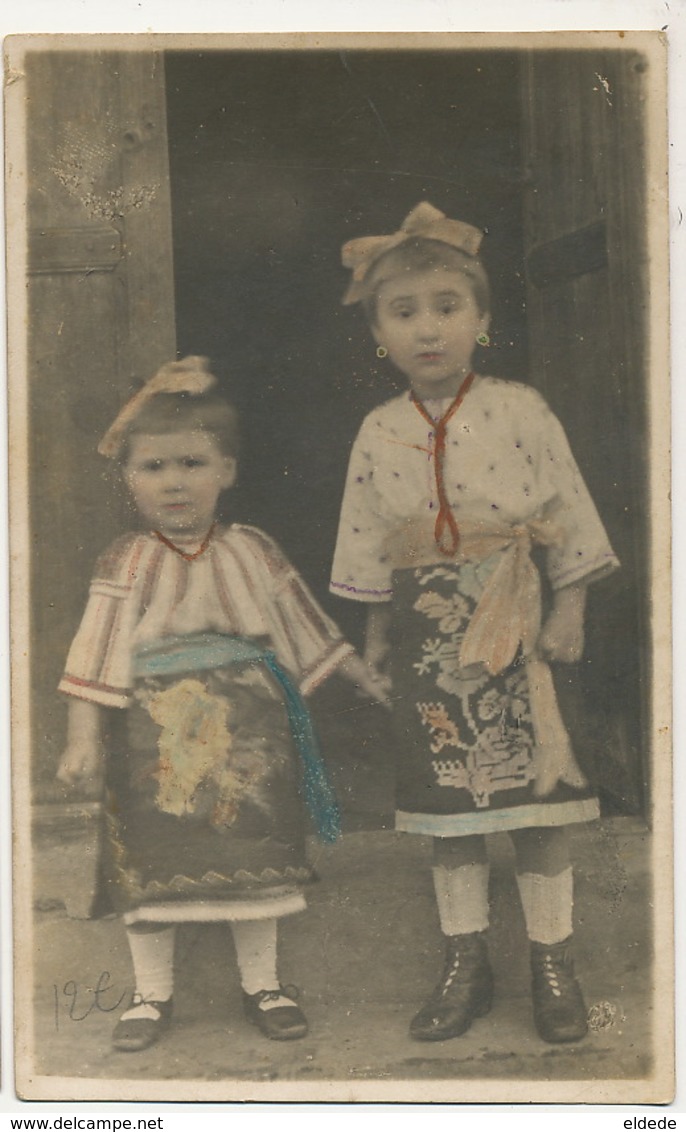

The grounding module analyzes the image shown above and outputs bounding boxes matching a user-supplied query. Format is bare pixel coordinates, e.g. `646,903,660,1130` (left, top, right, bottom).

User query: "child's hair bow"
341,201,484,305
98,356,217,458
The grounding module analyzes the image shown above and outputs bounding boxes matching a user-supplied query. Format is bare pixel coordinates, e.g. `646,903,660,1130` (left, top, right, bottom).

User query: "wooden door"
20,49,177,798
521,47,653,814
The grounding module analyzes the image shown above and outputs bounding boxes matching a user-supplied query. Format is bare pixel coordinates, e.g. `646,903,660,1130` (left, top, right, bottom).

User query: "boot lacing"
541,952,563,997
440,954,461,995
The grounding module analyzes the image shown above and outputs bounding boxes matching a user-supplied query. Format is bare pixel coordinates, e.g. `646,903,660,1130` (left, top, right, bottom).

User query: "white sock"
516,867,574,945
232,918,287,1007
121,926,176,1018
432,863,490,936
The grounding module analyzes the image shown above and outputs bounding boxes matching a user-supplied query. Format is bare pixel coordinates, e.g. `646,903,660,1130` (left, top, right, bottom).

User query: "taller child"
330,203,619,1044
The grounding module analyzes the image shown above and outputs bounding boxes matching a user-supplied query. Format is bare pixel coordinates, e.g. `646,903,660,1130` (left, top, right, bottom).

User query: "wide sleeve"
235,527,355,696
58,535,143,708
330,417,397,603
533,396,620,590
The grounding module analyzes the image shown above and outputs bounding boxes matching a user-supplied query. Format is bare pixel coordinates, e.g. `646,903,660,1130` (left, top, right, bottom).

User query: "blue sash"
133,633,341,843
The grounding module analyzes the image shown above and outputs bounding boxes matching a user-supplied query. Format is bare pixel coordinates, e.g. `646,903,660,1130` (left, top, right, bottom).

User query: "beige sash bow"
384,514,588,798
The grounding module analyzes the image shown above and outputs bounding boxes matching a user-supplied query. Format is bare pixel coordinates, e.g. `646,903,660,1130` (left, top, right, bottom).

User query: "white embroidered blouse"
330,376,619,601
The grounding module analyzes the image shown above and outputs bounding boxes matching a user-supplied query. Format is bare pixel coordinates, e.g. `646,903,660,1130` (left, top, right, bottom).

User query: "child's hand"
58,698,104,788
57,742,103,787
536,582,587,664
358,663,393,707
338,654,392,707
537,609,584,663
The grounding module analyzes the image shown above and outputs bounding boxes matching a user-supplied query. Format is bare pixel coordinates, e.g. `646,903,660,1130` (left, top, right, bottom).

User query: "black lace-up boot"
410,931,493,1041
530,937,588,1042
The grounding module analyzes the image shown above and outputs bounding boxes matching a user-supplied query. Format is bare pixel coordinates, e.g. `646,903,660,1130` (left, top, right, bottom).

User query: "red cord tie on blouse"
411,372,475,556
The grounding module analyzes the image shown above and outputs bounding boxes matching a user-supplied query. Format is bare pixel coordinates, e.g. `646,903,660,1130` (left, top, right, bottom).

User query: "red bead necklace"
154,521,216,562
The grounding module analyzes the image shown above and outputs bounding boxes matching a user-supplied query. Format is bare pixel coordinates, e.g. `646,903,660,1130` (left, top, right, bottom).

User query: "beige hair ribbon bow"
98,356,217,458
341,201,484,305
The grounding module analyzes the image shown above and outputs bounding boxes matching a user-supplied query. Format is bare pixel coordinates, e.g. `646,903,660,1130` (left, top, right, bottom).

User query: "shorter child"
57,357,385,1051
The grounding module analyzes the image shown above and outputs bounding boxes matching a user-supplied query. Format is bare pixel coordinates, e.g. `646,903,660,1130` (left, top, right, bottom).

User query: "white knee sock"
231,918,280,997
516,867,574,945
122,925,176,1015
432,863,490,936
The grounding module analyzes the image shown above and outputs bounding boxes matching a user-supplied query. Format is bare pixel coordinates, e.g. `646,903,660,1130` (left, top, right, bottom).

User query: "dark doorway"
164,49,647,819
165,50,527,616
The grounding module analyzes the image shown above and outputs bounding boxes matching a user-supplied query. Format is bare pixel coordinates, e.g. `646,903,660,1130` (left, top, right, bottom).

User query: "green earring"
476,332,490,347
376,345,388,358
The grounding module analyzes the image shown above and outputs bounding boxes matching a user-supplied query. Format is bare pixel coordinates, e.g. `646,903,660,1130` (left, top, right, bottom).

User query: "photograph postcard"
4,29,674,1103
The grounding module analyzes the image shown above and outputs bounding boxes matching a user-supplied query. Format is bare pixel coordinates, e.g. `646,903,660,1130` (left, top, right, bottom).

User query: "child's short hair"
360,237,491,324
121,391,240,461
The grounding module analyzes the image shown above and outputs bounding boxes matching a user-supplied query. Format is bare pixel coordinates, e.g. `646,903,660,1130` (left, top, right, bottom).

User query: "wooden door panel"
23,49,176,797
521,48,651,813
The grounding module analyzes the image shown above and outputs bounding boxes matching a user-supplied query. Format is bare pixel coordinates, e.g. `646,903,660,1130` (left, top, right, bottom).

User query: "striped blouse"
60,524,353,709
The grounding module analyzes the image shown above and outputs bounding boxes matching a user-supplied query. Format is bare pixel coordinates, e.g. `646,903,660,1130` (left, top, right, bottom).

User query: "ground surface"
22,818,656,1102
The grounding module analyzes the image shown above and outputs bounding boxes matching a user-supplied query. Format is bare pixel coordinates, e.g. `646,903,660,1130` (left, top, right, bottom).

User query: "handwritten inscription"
53,971,128,1030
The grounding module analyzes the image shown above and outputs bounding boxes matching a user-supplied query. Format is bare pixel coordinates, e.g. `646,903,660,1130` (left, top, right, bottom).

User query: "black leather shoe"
530,937,588,1043
243,986,308,1041
410,932,493,1041
112,995,173,1052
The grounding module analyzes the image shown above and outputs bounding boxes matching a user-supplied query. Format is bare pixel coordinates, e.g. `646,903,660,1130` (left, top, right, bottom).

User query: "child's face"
123,431,236,539
372,268,489,397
